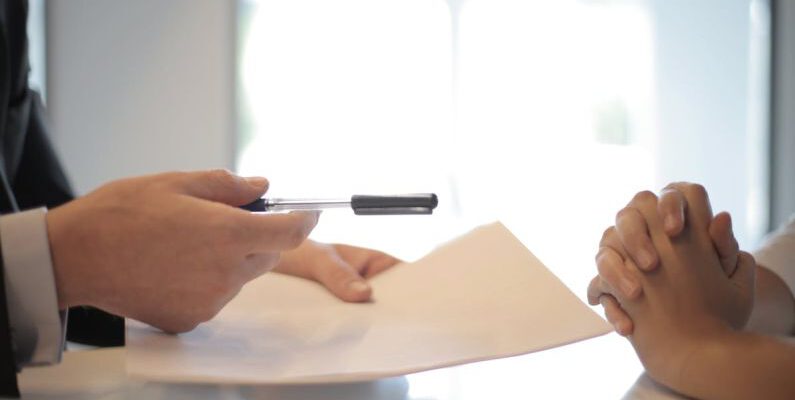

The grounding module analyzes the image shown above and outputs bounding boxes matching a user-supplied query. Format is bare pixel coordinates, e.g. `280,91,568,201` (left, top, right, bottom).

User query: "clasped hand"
587,183,756,387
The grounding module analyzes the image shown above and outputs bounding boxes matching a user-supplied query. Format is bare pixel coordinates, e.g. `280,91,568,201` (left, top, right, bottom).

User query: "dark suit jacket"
1,1,123,396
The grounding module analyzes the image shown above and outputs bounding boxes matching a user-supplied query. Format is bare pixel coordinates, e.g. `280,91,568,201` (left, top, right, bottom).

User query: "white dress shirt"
0,208,64,368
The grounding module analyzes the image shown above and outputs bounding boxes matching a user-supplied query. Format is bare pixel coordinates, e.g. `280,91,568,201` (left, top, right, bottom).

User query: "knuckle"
207,168,237,185
667,180,690,189
663,181,688,192
595,250,619,277
686,183,708,199
595,245,621,264
615,207,637,225
659,187,684,206
600,226,616,245
632,190,657,205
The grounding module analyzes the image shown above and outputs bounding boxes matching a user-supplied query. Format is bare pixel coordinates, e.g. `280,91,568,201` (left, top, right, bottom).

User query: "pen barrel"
266,199,350,212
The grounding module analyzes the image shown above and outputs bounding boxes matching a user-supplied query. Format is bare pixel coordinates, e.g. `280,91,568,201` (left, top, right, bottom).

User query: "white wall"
47,0,236,195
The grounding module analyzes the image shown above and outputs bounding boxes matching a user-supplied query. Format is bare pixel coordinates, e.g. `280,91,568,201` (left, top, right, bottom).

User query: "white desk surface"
18,334,685,400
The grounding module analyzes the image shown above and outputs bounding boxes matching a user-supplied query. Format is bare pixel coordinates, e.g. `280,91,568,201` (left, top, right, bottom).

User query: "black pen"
240,193,438,215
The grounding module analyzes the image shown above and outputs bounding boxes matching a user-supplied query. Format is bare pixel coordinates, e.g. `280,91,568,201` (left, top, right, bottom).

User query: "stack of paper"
126,222,610,383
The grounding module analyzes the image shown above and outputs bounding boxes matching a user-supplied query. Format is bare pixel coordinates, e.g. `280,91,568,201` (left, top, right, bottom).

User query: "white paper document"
126,222,611,384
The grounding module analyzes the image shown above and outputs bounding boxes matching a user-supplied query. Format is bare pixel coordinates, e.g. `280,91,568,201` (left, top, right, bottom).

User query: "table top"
17,334,686,400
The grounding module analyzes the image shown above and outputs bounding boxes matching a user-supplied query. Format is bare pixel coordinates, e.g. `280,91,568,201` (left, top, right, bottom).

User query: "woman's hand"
602,186,756,390
588,182,742,335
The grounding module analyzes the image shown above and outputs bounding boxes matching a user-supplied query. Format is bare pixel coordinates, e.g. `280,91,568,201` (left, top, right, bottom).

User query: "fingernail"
664,215,678,232
348,281,370,293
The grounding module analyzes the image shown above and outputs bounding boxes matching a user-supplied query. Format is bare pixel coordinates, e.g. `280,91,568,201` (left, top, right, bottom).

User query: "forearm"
745,265,795,335
676,331,795,400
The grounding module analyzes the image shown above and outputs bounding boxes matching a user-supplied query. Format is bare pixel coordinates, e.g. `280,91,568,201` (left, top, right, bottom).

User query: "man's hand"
46,170,319,333
274,240,402,302
587,183,741,335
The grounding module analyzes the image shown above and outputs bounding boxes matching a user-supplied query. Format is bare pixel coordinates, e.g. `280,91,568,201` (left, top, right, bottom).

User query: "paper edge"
126,325,611,385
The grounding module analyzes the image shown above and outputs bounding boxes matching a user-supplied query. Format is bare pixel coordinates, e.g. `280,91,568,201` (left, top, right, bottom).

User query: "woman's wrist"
637,318,735,392
671,328,743,396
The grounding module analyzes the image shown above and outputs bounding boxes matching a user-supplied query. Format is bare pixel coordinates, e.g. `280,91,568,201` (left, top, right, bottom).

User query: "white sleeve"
753,215,795,300
0,208,65,367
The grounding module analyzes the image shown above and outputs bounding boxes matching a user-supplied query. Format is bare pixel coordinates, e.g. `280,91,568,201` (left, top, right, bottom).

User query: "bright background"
41,0,772,398
237,0,770,296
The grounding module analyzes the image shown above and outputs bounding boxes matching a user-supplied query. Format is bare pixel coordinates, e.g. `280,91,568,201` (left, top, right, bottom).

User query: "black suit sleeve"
9,92,71,210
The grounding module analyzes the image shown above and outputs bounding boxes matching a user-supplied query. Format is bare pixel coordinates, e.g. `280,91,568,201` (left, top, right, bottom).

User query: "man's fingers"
595,247,641,299
615,207,658,271
174,169,269,206
709,212,740,277
600,295,635,336
658,186,687,236
311,254,373,303
238,211,320,252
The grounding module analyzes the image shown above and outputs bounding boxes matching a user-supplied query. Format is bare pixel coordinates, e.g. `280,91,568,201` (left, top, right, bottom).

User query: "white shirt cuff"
754,215,795,300
0,208,65,367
